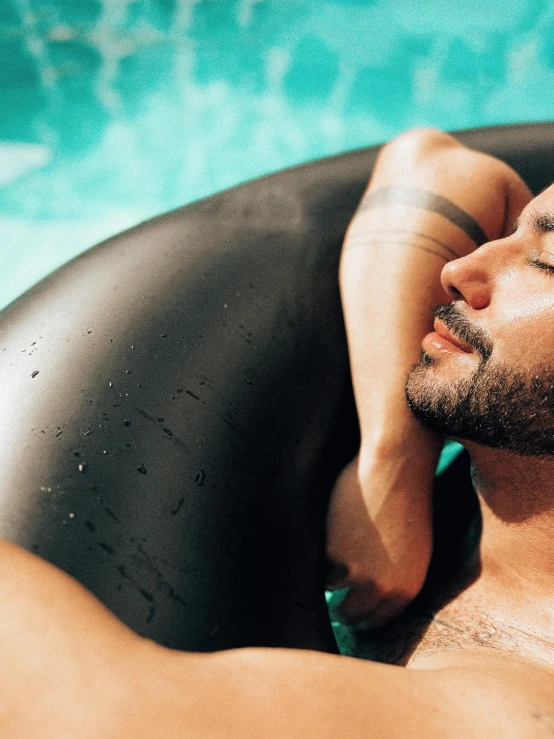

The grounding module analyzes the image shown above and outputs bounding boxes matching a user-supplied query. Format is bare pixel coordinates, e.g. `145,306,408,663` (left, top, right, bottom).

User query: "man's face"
406,184,554,457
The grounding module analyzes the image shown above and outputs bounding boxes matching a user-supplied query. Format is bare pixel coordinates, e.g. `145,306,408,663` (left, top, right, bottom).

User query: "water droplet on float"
31,370,39,378
137,464,147,475
103,450,109,455
157,417,164,423
108,382,113,388
123,419,132,427
78,463,87,473
160,334,167,338
195,469,205,486
125,370,132,374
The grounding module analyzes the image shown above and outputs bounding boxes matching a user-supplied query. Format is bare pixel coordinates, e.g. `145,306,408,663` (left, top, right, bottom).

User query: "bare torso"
367,589,554,670
354,519,554,671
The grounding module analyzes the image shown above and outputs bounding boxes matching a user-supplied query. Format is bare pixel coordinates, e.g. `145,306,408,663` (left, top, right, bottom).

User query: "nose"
440,240,501,310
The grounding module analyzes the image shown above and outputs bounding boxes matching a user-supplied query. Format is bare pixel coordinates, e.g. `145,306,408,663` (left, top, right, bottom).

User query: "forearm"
340,202,455,472
341,129,530,475
326,131,533,618
332,200,455,609
341,197,475,479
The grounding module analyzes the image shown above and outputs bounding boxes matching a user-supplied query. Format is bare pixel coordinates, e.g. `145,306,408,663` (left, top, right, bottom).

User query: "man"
0,129,552,736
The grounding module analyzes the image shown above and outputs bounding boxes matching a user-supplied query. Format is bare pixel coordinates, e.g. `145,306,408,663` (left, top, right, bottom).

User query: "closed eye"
525,254,554,275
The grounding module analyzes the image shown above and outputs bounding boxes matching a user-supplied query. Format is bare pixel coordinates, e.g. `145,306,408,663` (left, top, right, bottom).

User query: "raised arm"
326,128,532,626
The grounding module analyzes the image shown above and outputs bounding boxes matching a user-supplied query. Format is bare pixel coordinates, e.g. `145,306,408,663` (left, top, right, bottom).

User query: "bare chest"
361,598,554,668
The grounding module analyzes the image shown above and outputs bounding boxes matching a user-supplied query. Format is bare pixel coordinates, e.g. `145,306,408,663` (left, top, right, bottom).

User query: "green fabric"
435,439,464,476
326,439,464,656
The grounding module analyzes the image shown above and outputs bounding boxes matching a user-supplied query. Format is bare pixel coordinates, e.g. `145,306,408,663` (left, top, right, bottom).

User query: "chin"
420,348,478,377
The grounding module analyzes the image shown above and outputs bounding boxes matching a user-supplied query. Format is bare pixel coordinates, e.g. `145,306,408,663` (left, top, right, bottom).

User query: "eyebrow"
513,212,554,234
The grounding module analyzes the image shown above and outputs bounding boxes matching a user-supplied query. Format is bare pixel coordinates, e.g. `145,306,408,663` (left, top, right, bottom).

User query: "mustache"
434,303,493,362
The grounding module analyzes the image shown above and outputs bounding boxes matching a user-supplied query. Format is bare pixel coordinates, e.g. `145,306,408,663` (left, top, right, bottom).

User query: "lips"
433,317,473,353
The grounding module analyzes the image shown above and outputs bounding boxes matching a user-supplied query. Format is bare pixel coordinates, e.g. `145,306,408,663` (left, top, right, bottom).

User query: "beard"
405,304,554,457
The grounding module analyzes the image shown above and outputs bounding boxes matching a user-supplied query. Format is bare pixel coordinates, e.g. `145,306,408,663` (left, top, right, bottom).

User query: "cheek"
491,287,554,367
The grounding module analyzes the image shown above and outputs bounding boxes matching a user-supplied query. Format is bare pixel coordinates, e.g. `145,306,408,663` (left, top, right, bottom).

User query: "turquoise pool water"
1,0,554,309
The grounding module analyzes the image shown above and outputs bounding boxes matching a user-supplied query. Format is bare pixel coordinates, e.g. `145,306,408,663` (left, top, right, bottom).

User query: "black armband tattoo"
359,186,488,247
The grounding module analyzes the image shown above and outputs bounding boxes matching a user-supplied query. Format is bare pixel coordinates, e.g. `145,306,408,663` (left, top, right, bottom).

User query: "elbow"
380,127,462,165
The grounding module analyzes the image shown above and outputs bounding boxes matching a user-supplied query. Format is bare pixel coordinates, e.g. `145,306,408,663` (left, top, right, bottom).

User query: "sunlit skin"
409,186,554,653
140,143,554,737
325,127,533,626
1,130,553,737
424,187,554,379
142,180,554,735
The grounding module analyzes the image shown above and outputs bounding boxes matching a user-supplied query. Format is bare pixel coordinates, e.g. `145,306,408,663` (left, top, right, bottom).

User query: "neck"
464,443,554,603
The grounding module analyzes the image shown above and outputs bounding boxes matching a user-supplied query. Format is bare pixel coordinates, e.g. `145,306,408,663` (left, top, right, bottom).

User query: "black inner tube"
0,122,552,654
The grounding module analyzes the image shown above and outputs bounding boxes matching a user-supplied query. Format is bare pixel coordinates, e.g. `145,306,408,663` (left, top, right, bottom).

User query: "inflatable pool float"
0,122,552,653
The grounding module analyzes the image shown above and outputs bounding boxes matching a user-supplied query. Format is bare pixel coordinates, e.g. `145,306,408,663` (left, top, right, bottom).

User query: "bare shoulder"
0,538,145,737
150,645,554,738
410,648,554,735
0,538,551,737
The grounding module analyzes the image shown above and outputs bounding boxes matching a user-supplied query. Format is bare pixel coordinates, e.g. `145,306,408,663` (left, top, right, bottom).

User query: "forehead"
524,183,554,213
